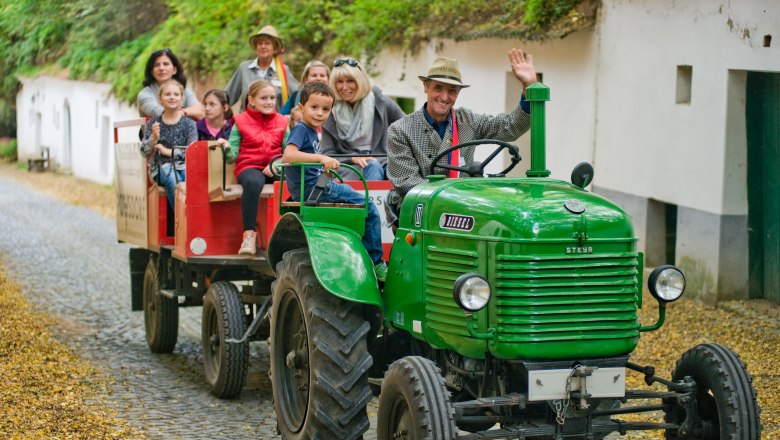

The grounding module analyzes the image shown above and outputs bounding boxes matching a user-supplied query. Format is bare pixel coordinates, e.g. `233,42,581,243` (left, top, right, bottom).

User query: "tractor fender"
268,213,383,307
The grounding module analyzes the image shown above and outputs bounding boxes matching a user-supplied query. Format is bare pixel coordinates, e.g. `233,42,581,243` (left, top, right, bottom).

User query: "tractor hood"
401,178,634,241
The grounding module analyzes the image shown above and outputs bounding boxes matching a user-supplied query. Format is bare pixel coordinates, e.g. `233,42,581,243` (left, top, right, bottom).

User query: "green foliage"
69,0,168,49
323,0,592,62
146,0,265,87
0,0,595,136
0,139,17,161
0,0,73,136
524,0,583,29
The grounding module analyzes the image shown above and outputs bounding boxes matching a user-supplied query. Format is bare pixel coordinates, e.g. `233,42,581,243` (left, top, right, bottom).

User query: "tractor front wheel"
202,281,249,398
142,257,178,353
377,356,457,440
270,248,373,440
664,343,761,439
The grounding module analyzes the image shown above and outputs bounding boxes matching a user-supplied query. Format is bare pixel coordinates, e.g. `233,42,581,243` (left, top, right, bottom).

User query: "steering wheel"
428,139,521,177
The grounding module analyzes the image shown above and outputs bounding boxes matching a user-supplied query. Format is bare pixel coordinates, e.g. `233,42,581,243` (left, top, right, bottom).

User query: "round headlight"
648,265,686,302
453,274,491,312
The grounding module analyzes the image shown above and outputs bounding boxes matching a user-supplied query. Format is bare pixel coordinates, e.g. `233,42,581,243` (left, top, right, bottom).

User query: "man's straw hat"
418,57,470,88
248,25,283,52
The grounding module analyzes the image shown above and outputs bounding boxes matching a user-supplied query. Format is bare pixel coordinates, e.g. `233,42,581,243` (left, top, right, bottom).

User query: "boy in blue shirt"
283,82,387,281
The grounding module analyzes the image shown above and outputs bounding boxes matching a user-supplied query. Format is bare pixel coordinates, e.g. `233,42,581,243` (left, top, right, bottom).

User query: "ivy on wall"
0,0,597,137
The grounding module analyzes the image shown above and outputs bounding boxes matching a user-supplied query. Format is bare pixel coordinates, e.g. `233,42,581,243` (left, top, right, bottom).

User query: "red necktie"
448,110,459,178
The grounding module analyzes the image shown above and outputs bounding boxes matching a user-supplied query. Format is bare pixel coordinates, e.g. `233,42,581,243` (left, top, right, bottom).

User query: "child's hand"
262,166,274,177
209,139,228,150
319,155,340,172
351,156,375,168
150,122,160,143
155,144,171,157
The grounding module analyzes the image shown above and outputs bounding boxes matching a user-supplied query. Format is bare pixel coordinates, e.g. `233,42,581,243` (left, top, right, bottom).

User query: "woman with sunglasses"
137,48,204,120
321,57,405,181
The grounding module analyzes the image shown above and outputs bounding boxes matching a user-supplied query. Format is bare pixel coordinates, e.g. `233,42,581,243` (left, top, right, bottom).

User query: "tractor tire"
202,281,249,399
270,248,373,440
143,257,178,353
664,343,761,439
377,356,457,440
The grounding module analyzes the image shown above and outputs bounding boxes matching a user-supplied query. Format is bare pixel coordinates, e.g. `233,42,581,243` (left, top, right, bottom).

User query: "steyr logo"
439,213,474,231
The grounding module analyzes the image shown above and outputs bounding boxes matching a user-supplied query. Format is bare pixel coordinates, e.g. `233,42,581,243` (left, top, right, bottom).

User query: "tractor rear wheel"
377,356,457,440
142,257,178,353
270,248,373,440
202,281,249,399
664,343,761,439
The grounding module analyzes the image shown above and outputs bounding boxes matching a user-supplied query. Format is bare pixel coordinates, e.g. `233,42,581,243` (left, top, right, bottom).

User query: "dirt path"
1,163,778,439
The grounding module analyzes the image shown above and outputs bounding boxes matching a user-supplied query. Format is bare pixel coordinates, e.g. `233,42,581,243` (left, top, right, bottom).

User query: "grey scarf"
332,90,375,145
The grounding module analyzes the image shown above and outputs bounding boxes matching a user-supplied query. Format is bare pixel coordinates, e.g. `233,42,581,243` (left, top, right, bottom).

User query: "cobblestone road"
0,175,382,439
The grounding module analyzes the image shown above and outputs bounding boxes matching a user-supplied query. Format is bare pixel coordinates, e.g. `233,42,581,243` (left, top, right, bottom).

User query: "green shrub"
0,139,17,161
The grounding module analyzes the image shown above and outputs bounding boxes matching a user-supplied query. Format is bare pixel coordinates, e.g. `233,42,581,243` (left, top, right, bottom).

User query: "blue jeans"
319,180,383,264
339,160,386,181
157,163,185,209
360,160,386,180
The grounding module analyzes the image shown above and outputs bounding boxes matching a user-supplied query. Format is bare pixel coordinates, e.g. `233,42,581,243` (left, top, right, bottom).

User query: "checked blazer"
386,104,531,205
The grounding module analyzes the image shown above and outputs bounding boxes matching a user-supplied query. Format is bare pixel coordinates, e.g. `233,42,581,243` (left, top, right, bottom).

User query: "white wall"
16,0,778,206
16,76,138,185
370,31,600,180
594,0,780,216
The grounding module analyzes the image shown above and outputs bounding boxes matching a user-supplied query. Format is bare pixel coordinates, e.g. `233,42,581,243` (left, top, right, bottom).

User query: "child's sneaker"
374,261,388,282
238,230,257,255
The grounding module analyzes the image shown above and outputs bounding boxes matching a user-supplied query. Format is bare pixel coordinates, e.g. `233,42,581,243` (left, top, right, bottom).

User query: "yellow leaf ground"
0,270,143,439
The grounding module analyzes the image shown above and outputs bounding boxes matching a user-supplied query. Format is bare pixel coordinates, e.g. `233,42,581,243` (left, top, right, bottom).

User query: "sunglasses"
333,58,360,68
152,48,172,56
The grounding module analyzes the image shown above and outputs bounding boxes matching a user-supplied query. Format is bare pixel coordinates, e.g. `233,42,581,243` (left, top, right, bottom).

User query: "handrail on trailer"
277,162,371,218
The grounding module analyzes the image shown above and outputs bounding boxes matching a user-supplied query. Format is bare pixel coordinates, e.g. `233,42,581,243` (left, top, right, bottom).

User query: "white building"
16,75,138,185
15,0,779,303
371,0,779,304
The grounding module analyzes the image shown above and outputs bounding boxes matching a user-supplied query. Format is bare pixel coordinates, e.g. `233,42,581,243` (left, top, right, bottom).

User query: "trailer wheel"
202,281,249,399
664,343,761,439
270,248,372,440
377,356,457,440
143,257,178,353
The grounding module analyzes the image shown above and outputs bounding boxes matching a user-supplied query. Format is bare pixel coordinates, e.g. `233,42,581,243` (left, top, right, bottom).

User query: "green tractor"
266,84,761,439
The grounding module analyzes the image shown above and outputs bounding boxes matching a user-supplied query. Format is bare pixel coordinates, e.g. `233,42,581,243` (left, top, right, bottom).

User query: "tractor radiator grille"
494,252,640,343
425,246,478,337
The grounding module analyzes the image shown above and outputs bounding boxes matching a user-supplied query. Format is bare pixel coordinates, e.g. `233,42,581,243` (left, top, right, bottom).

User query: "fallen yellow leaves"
0,269,143,439
621,289,780,439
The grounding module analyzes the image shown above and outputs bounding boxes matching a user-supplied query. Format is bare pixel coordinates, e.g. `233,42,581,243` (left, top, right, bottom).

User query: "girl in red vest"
225,80,289,255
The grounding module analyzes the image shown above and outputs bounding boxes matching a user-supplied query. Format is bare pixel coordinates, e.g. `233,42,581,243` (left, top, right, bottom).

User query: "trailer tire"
143,257,178,353
377,356,457,440
270,248,372,440
202,281,249,399
664,343,761,439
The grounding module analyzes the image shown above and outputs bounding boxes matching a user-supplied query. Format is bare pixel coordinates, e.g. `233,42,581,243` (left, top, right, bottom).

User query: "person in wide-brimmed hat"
225,24,299,112
385,49,538,212
416,56,471,88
